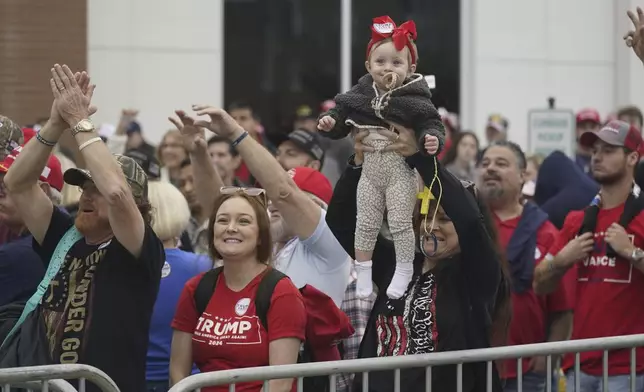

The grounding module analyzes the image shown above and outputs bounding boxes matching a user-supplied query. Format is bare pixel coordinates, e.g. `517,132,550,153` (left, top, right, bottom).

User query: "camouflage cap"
0,116,24,160
63,154,149,203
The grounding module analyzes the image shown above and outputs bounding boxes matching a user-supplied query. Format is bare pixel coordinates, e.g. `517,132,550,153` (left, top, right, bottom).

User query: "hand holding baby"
317,115,336,132
424,134,439,155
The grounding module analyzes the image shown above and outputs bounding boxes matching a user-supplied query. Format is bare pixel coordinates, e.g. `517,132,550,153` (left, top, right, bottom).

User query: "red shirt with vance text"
550,206,644,376
172,270,306,392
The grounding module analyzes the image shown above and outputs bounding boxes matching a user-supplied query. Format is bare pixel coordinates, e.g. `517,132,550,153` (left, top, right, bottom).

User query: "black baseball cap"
274,129,325,163
124,149,161,180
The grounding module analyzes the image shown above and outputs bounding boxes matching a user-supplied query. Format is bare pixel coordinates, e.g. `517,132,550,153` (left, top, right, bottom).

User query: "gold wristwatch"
72,119,95,137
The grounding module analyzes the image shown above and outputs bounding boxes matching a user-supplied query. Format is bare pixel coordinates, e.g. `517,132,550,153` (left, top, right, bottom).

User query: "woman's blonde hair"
148,181,191,241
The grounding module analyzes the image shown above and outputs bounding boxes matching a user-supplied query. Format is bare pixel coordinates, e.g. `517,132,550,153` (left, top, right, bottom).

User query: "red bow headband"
366,16,418,65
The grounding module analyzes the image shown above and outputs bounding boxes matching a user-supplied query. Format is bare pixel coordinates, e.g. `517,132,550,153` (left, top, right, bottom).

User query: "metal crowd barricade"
5,379,77,392
0,364,119,392
168,334,644,392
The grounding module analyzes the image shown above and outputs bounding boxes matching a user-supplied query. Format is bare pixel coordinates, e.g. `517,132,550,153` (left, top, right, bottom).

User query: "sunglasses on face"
220,186,268,207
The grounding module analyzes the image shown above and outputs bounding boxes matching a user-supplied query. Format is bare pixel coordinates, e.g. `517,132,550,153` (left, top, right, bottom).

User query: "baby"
318,16,445,299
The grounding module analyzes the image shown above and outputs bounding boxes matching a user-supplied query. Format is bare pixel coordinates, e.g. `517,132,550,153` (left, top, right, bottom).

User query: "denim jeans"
504,372,547,392
565,371,644,392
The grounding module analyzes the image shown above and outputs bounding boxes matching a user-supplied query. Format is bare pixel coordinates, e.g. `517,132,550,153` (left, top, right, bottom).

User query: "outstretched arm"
51,65,144,257
318,105,352,140
5,120,61,244
5,71,92,244
410,152,501,303
192,105,321,240
169,111,223,218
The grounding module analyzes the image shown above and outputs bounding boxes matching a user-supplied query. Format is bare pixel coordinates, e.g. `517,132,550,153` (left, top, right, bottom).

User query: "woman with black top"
326,125,510,392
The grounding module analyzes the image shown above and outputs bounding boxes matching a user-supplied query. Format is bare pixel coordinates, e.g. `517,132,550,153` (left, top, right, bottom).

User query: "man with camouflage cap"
1,65,164,392
0,115,25,160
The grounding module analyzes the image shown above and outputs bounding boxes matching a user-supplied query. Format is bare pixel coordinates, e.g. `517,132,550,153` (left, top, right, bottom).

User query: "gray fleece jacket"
319,73,445,152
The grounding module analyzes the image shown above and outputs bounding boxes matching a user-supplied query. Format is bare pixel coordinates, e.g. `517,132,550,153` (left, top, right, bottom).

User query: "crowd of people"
2,6,644,392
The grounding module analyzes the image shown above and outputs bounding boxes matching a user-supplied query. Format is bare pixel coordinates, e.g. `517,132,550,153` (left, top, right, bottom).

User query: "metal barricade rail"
9,379,77,392
168,334,644,392
0,365,119,392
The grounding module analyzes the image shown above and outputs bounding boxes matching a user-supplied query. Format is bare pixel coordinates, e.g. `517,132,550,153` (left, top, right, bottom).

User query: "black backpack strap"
619,191,644,227
578,204,600,236
254,269,288,330
194,267,223,316
606,191,644,257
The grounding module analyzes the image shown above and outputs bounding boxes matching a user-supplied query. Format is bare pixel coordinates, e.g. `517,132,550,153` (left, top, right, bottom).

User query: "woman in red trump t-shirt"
170,189,306,392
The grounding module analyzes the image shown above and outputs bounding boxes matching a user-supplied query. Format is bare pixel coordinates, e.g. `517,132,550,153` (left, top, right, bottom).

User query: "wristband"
36,132,56,147
231,131,249,148
78,137,103,151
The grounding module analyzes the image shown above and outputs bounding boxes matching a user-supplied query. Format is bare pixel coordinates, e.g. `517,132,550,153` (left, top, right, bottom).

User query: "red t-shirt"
172,270,307,392
494,215,576,379
550,206,644,376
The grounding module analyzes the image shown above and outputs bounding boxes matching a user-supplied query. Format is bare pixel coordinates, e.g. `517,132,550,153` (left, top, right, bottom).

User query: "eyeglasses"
220,186,268,207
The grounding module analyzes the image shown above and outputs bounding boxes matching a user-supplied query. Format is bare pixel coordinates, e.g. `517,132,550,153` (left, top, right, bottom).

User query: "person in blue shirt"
146,180,212,392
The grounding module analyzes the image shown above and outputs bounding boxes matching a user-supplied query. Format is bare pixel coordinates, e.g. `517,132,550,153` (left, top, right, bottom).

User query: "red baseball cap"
0,145,64,191
579,120,644,154
576,108,601,124
287,167,333,205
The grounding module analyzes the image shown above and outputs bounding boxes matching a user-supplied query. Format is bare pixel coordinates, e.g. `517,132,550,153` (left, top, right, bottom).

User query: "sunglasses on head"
220,186,268,206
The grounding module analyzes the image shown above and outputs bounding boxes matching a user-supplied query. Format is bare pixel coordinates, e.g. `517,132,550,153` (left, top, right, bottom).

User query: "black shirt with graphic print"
33,207,165,392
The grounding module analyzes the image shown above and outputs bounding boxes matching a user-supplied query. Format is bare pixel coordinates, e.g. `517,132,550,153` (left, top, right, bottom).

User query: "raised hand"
625,7,644,63
168,110,206,152
191,104,244,139
49,70,96,128
49,64,96,127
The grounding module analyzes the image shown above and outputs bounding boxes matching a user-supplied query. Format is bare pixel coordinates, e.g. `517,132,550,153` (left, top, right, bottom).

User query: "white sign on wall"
527,109,575,157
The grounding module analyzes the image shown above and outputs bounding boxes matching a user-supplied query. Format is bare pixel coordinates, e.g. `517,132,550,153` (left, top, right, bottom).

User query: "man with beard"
479,141,574,392
3,66,164,392
534,120,644,390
